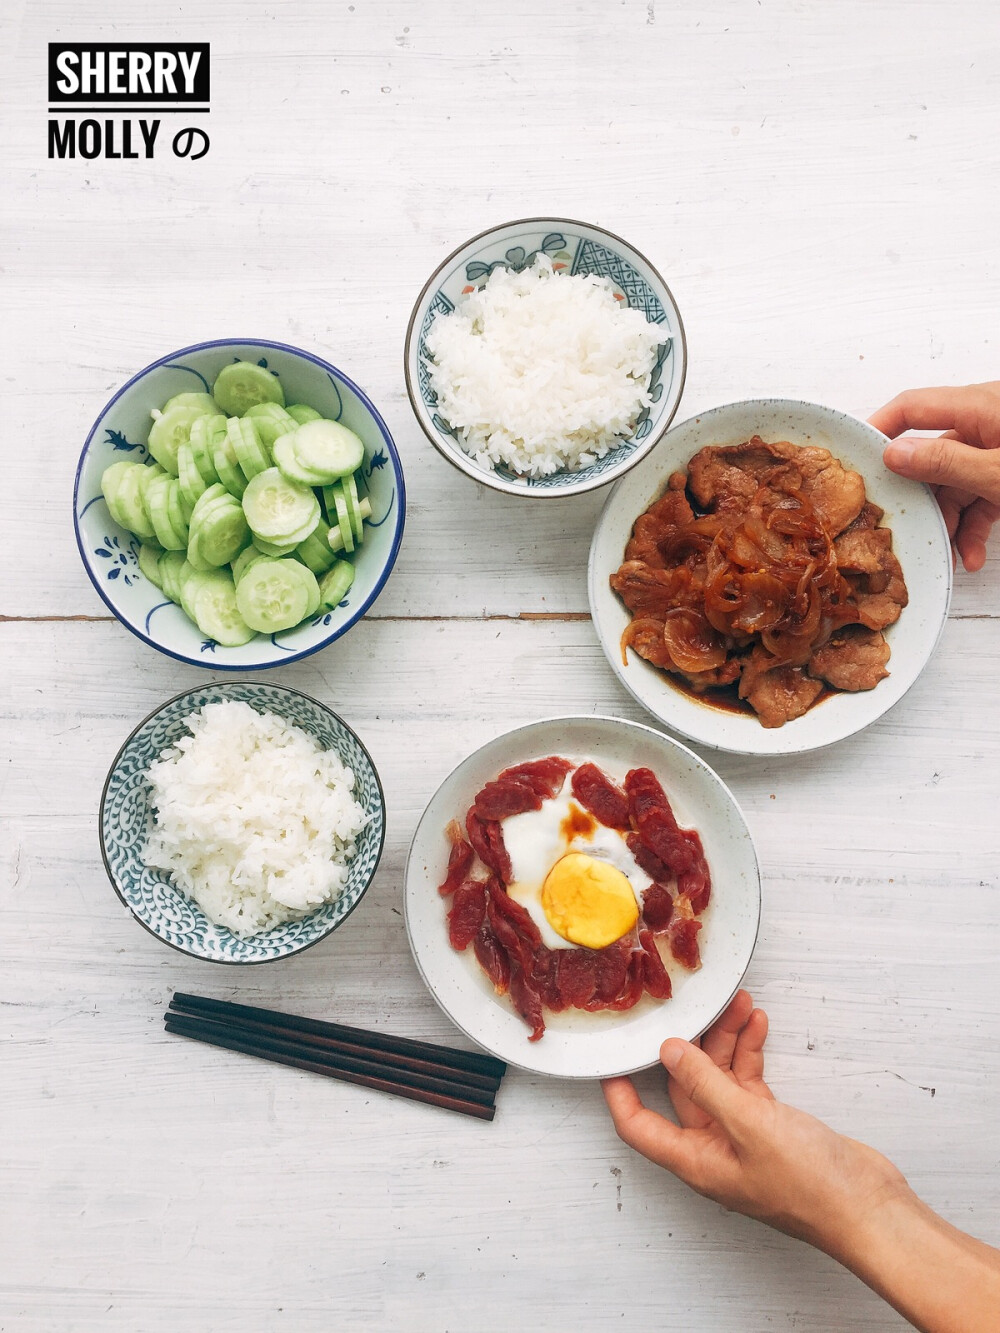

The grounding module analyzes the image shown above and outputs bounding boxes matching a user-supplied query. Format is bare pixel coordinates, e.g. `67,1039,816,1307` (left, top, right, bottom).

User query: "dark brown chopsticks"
164,993,506,1121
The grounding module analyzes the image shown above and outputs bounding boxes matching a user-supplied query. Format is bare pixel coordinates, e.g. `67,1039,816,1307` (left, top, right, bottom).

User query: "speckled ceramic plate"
404,716,761,1079
404,217,686,497
588,399,953,756
100,681,386,963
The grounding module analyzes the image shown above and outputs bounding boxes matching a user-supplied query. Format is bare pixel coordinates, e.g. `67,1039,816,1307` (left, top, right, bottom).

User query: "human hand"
869,382,1000,572
602,992,908,1256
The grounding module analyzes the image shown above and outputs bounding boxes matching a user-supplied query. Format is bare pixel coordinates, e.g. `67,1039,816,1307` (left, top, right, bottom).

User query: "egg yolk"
540,852,639,950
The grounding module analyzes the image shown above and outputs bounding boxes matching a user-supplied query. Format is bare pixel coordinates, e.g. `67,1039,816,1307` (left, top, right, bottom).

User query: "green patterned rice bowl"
100,681,386,963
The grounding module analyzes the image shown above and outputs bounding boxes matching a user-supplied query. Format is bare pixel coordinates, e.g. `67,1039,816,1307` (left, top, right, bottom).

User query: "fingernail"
660,1040,684,1071
884,439,917,469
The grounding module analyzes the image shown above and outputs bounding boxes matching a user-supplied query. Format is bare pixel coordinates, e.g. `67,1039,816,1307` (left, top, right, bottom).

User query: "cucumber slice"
177,442,208,511
137,544,164,588
331,486,354,554
114,464,158,541
325,498,370,553
191,570,256,646
212,361,285,416
292,419,365,481
286,404,322,426
242,467,320,542
211,427,248,498
227,416,271,480
192,498,249,568
342,473,364,544
296,519,336,575
166,479,190,545
178,562,203,622
232,546,268,585
244,403,298,449
145,472,187,549
162,392,219,417
253,535,303,558
147,403,213,475
186,526,213,572
318,560,355,610
235,558,316,633
157,550,187,603
101,461,134,514
189,415,225,483
272,434,330,487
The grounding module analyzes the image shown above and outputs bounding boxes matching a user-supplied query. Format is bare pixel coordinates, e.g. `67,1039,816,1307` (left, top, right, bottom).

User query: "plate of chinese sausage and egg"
404,717,760,1079
589,399,953,756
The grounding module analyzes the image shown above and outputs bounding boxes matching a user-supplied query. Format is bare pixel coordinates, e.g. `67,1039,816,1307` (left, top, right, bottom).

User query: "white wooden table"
3,2,999,1328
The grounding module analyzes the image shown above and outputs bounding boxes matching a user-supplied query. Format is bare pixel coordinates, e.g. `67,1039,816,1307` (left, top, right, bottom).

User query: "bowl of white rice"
404,217,687,497
100,681,386,963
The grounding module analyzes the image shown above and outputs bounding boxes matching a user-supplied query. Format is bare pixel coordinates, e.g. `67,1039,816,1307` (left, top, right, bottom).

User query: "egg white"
503,789,653,950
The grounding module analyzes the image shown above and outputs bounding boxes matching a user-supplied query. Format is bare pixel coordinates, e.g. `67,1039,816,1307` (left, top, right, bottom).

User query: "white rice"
144,700,368,936
426,254,666,478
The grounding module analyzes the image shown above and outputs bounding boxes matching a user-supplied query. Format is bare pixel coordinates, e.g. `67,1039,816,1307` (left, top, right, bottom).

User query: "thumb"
883,436,1000,504
660,1038,750,1129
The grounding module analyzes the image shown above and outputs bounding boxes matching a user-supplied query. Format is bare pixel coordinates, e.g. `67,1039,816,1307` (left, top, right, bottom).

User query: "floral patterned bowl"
100,681,386,963
403,217,687,498
74,338,405,669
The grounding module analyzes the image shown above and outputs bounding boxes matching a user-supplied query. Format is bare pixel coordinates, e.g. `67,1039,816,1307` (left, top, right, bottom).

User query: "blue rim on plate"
100,681,387,964
73,337,406,670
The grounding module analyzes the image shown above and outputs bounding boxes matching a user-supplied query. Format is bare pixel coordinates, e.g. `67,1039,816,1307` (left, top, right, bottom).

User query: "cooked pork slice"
610,561,706,617
793,446,866,536
687,437,798,510
835,527,897,577
837,529,909,629
809,625,890,691
849,578,909,631
840,501,885,535
744,663,824,728
678,658,743,692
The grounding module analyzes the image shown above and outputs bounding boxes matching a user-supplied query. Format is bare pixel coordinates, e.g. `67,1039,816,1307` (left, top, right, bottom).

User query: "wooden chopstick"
164,1015,497,1121
171,992,506,1081
167,996,501,1095
164,1009,498,1107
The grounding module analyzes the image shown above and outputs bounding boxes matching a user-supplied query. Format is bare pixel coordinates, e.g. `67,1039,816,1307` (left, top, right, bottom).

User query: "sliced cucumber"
232,545,268,585
286,404,322,426
192,570,256,646
211,427,248,499
252,535,303,558
331,486,354,554
162,391,219,417
114,464,158,542
137,544,163,588
189,415,225,483
157,550,187,603
191,498,249,568
227,416,271,480
177,442,208,510
242,467,320,543
147,403,213,475
292,419,365,481
145,472,187,549
178,562,202,622
166,479,190,545
318,560,355,609
325,497,371,553
296,519,337,575
213,361,285,416
272,434,330,487
341,474,365,544
244,403,298,449
235,558,317,633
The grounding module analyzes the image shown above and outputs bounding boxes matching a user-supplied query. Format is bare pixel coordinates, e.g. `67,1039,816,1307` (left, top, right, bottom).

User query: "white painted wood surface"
2,2,999,1329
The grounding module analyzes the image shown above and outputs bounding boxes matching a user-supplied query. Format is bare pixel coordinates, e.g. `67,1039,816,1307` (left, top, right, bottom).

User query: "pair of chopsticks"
164,992,506,1121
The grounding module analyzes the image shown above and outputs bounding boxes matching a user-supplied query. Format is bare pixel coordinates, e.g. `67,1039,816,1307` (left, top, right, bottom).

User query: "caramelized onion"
662,608,729,673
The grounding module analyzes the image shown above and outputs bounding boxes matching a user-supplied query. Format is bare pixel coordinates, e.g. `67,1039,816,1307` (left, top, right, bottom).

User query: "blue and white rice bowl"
100,681,386,964
404,218,687,498
74,338,405,669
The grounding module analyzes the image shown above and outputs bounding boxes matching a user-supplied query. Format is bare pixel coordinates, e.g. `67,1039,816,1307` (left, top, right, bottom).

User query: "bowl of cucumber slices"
73,339,405,669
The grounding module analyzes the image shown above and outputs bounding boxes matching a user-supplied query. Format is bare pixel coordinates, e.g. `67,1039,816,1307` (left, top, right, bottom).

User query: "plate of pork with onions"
588,399,952,755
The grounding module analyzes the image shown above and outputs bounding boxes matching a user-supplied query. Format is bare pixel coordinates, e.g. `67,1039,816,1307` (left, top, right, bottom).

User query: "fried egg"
503,787,653,950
